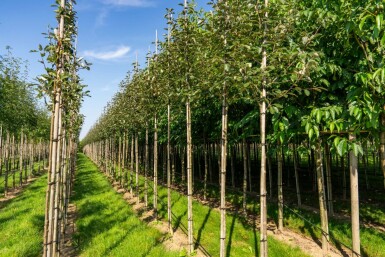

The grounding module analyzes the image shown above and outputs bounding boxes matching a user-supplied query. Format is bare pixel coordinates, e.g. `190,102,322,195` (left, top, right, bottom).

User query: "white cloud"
83,46,131,60
102,0,154,7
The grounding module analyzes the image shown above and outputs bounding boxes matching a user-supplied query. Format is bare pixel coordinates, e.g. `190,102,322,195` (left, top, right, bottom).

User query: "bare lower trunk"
324,142,334,216
135,133,139,204
154,114,158,219
186,99,194,254
349,133,360,257
315,139,329,255
242,138,248,213
145,126,149,208
167,104,173,234
277,144,283,231
219,85,228,257
259,1,268,255
130,135,134,194
203,143,208,201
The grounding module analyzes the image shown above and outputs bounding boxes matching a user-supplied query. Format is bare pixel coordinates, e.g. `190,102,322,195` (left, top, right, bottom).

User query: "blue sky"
0,0,208,139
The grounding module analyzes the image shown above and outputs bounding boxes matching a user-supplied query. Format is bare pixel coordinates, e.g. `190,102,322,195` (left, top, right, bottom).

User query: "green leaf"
352,143,363,156
359,14,371,30
337,139,347,156
329,122,335,133
308,128,314,140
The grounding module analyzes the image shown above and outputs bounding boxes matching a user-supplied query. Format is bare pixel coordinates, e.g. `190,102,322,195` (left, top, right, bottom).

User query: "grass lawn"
0,173,46,257
73,154,179,257
191,177,385,257
123,172,309,257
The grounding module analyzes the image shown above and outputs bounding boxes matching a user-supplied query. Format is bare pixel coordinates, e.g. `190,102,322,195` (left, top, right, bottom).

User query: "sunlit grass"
133,173,310,257
73,154,179,257
0,173,46,257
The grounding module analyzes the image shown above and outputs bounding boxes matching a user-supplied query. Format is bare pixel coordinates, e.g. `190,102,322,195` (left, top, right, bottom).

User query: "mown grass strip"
73,154,179,257
195,177,385,257
129,174,309,257
0,173,46,257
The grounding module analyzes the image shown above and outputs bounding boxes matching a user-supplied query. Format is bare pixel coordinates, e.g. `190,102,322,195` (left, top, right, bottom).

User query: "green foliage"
0,48,50,137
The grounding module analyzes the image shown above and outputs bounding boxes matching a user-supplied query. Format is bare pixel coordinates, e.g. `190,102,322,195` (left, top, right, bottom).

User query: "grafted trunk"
315,139,329,255
349,133,360,257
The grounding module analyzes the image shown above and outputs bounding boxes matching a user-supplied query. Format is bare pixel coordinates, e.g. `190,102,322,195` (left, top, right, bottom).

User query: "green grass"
200,179,385,257
0,173,47,257
186,174,385,257
73,154,179,257
123,173,309,257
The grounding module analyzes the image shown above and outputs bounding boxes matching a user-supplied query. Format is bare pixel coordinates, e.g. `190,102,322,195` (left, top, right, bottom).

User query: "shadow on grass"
226,211,237,257
195,208,212,249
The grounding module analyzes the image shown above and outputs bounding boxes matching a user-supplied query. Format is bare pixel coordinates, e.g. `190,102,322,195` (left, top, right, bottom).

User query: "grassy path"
134,176,310,257
0,174,46,257
72,154,179,257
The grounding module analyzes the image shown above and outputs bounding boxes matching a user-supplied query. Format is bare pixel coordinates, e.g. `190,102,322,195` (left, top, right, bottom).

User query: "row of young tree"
34,0,90,256
82,0,385,257
0,46,51,196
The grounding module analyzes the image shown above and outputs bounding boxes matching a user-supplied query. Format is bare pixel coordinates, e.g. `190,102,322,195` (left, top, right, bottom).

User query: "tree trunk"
267,145,273,197
277,144,283,231
186,98,194,254
145,126,149,208
135,133,139,204
230,146,235,188
154,114,158,219
324,141,334,216
167,103,173,234
204,143,208,201
219,80,228,257
242,138,248,213
19,130,23,186
342,155,347,200
315,139,329,255
130,135,134,194
181,146,186,183
259,1,268,256
349,133,360,257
